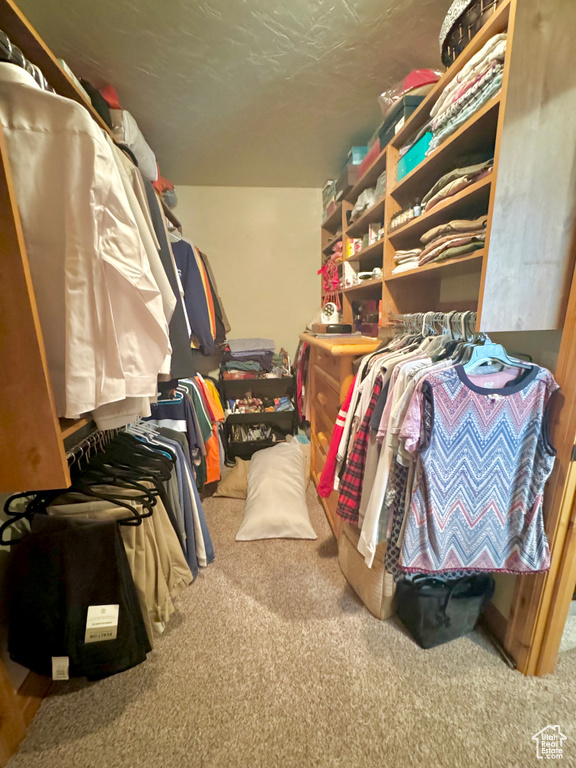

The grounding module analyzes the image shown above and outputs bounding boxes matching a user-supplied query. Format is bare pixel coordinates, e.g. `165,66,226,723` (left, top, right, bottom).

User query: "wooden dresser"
300,333,380,537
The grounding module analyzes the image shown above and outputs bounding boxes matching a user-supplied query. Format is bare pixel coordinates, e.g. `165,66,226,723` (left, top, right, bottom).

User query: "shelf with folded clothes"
388,175,492,247
346,195,386,238
391,0,511,154
385,250,484,282
390,94,501,205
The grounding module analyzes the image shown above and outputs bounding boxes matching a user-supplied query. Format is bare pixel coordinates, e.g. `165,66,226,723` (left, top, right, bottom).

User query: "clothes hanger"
464,341,532,372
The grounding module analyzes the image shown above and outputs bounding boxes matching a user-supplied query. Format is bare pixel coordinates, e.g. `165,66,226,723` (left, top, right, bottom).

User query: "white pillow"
110,109,158,182
236,442,317,541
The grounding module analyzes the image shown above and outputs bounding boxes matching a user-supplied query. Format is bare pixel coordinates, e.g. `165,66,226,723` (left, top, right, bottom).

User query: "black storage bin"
396,574,494,649
378,95,425,149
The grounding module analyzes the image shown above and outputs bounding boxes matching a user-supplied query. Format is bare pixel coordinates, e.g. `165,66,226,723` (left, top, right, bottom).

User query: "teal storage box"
397,132,433,181
345,145,368,167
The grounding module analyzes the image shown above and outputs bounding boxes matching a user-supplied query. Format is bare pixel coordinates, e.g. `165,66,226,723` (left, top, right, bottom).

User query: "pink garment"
317,376,357,497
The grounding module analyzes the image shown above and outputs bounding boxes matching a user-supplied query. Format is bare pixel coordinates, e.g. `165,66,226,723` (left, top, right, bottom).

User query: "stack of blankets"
393,248,422,274
221,338,275,379
428,32,507,153
419,215,487,265
422,158,493,212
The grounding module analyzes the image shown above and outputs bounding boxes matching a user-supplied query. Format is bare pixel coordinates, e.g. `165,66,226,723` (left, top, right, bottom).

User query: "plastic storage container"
345,146,368,167
397,132,433,181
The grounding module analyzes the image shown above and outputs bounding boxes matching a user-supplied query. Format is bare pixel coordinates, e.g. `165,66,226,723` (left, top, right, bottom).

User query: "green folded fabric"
431,240,484,263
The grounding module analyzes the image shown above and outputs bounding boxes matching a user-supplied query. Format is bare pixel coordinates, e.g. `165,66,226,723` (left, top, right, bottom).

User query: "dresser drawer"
312,364,339,397
314,385,339,426
311,348,341,384
312,431,329,477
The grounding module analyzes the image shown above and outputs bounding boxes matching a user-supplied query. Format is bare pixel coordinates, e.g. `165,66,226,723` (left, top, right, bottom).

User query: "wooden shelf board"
346,196,386,238
345,150,387,203
162,199,182,232
388,175,492,246
322,203,343,234
385,250,484,282
59,417,92,439
342,277,383,294
391,95,501,202
346,239,384,264
322,234,342,256
391,0,511,151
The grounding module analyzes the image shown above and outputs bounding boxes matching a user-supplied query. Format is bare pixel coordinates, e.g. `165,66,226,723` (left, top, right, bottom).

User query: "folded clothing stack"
393,248,422,274
422,158,493,212
427,33,507,153
221,338,275,375
418,215,487,266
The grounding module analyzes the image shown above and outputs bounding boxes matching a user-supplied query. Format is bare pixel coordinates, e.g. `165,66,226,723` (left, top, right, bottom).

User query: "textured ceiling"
17,0,450,187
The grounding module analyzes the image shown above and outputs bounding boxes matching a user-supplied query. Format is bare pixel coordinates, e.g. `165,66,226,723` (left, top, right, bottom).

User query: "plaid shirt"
336,376,383,524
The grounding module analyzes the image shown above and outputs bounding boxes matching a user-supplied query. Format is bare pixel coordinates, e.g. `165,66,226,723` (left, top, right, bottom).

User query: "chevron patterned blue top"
398,365,559,574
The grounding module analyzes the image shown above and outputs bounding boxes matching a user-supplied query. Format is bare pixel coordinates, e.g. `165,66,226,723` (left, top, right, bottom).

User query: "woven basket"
440,0,503,67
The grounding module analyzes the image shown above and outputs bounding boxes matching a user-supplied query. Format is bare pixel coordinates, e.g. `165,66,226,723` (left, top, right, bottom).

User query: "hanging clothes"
8,515,151,679
0,63,171,419
397,365,557,574
2,426,215,678
198,250,231,335
143,179,198,379
330,315,559,580
171,238,217,355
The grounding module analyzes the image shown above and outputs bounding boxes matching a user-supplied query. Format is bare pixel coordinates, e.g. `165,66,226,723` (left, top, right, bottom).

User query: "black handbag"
396,574,494,649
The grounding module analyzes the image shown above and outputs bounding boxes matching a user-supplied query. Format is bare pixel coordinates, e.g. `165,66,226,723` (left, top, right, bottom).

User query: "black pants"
8,515,151,679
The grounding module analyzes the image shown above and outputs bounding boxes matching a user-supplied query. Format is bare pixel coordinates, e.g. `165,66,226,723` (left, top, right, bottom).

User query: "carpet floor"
8,487,576,768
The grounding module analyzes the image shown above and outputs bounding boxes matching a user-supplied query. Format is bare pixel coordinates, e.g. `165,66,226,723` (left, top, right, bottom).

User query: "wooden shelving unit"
385,250,484,281
346,195,385,238
345,147,387,202
319,1,512,327
59,417,92,439
321,202,342,234
322,233,342,256
349,239,384,264
391,95,501,205
342,277,383,294
388,175,492,247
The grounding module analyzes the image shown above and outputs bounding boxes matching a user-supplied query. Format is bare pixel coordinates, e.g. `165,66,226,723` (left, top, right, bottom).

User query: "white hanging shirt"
0,63,170,418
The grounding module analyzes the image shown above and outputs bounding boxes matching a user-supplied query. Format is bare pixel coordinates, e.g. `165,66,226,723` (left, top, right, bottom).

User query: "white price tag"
85,604,119,644
52,656,69,681
394,116,405,134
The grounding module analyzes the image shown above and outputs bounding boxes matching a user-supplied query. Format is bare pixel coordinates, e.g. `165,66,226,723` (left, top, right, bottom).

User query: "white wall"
175,186,322,360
